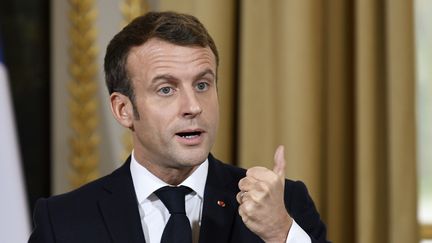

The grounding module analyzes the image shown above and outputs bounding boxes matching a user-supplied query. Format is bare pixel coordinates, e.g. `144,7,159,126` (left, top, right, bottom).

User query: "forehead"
126,38,216,78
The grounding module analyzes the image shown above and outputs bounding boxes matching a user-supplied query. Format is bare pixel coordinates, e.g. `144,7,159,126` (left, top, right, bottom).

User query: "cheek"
138,105,178,132
211,104,220,124
204,96,220,125
210,94,220,115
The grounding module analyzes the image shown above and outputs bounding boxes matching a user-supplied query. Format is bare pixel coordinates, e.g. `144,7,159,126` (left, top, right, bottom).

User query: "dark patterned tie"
154,186,193,243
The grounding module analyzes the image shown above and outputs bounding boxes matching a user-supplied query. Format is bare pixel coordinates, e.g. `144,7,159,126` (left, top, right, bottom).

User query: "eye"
157,86,175,96
195,82,209,92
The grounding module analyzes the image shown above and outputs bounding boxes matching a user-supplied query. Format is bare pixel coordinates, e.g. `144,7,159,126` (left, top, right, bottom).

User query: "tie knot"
154,186,192,214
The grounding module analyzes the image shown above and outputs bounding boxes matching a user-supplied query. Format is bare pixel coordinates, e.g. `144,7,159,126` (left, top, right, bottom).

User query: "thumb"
273,145,286,178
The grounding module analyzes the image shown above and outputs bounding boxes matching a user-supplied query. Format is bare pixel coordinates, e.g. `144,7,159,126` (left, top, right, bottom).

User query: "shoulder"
207,154,246,184
40,161,130,210
209,154,246,174
283,180,314,210
29,161,136,242
283,180,328,241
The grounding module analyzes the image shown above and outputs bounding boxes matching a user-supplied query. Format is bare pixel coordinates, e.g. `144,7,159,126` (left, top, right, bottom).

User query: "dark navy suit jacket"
28,155,328,243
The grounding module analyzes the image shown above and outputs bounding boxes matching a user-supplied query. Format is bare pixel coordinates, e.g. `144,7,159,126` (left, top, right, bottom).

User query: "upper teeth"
183,135,197,139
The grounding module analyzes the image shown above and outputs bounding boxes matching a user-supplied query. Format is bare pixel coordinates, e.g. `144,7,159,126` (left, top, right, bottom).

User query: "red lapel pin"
217,200,226,207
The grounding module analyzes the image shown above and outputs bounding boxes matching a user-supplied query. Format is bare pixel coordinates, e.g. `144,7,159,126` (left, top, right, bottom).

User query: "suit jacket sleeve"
286,180,329,243
28,198,55,243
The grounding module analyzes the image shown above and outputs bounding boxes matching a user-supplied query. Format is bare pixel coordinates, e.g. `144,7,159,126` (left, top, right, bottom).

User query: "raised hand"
236,145,293,243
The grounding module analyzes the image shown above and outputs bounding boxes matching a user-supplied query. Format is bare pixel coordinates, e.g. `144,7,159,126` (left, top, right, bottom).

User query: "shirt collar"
130,151,208,204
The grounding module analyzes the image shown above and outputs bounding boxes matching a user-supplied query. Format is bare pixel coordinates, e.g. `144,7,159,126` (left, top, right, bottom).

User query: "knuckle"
246,166,258,174
243,200,255,212
257,181,270,192
246,168,254,177
255,192,265,202
246,166,265,177
238,178,245,188
270,173,279,184
236,193,242,203
240,212,249,223
239,178,249,190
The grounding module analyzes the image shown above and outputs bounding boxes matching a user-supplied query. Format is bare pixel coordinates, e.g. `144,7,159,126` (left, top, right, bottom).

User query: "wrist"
264,215,293,243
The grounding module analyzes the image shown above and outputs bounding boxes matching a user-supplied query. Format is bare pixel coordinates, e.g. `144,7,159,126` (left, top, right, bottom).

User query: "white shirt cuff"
286,219,311,243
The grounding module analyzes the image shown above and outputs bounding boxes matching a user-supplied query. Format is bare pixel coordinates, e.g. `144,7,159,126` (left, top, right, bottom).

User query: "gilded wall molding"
119,0,149,160
68,0,100,188
120,0,149,26
421,224,432,239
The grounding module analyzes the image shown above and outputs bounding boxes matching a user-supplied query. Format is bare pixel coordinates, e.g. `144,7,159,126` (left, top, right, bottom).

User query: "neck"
135,157,198,185
153,165,198,185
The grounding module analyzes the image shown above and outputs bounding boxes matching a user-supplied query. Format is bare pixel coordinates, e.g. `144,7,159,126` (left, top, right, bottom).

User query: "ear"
110,92,134,129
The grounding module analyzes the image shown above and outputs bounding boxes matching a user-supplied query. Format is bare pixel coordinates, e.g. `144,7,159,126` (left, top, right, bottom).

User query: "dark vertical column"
0,0,51,215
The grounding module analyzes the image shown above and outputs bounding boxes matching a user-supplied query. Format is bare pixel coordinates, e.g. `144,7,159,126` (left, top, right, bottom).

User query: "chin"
175,148,209,167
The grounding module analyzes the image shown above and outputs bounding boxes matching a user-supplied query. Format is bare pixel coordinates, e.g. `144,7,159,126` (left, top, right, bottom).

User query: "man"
29,11,328,243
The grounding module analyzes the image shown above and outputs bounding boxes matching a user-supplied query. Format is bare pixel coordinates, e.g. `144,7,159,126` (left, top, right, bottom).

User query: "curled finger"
238,176,257,191
236,191,247,204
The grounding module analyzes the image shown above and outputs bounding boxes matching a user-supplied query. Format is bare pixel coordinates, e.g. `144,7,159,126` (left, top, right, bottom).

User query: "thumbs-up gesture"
236,145,293,243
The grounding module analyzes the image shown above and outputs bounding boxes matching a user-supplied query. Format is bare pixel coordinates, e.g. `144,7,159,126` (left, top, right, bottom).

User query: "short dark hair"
104,11,219,117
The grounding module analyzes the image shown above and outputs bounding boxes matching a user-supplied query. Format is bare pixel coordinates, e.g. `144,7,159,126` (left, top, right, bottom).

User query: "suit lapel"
98,158,146,243
199,155,240,243
96,155,242,243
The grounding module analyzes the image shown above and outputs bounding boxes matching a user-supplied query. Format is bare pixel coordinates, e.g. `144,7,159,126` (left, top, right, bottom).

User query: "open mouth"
176,131,202,139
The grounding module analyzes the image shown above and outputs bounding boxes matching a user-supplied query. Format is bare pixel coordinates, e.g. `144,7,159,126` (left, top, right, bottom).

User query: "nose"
180,89,202,118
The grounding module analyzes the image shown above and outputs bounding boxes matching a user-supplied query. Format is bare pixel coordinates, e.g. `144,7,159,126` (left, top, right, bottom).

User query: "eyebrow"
151,68,216,84
194,69,216,81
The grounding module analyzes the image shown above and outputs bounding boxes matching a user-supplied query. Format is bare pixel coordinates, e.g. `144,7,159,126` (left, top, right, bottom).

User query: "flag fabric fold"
0,39,31,243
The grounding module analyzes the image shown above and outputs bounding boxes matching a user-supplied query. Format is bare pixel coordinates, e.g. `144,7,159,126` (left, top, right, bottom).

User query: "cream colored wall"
51,0,71,194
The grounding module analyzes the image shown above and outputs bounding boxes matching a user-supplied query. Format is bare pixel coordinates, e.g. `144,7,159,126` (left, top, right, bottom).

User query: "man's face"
126,38,219,172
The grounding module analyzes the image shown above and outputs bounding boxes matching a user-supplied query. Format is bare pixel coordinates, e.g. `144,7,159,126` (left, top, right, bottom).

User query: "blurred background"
0,0,431,242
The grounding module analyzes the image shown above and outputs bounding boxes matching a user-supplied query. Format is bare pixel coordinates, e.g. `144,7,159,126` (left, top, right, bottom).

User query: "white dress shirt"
130,152,311,243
